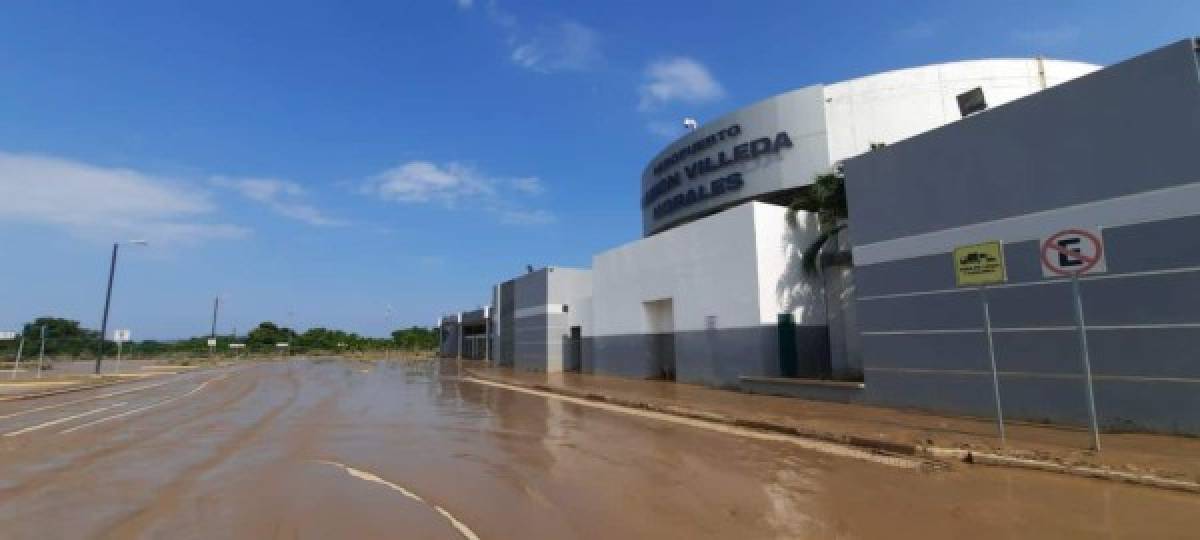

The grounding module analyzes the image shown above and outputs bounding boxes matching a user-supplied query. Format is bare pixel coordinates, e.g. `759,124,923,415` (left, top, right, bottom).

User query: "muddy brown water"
0,358,1196,539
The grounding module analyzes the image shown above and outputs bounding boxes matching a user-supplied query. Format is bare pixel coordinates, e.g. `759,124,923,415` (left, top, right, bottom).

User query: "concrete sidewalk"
465,366,1200,492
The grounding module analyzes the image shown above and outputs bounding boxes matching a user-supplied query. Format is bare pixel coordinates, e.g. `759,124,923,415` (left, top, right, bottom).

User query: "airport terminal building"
440,39,1200,435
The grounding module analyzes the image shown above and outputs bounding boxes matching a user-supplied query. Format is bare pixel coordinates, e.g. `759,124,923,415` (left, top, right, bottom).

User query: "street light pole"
210,296,219,357
95,243,119,375
36,325,46,379
94,240,146,375
385,305,393,362
286,310,294,360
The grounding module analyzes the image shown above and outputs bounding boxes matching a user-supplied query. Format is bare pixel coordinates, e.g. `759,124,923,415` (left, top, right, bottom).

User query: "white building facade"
604,58,1099,387
479,57,1100,389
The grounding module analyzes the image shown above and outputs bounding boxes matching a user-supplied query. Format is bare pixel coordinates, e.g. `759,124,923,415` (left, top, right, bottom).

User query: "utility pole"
36,325,46,379
95,240,147,374
385,305,393,362
210,296,219,357
287,310,294,360
96,243,119,374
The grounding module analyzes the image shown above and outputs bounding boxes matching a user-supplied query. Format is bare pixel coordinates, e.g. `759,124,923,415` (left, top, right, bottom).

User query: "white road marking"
59,371,236,434
4,402,127,437
466,378,923,470
312,460,481,540
0,374,199,420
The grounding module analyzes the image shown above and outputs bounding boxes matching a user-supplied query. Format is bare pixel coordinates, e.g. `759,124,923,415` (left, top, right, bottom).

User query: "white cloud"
361,161,553,225
465,2,601,73
211,177,345,227
483,0,517,30
455,0,473,10
1012,25,1081,47
509,176,543,195
0,151,248,245
511,21,601,73
361,161,493,205
638,57,725,111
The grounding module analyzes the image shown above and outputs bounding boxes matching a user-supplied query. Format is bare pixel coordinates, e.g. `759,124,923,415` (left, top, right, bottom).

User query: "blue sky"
2,0,1196,339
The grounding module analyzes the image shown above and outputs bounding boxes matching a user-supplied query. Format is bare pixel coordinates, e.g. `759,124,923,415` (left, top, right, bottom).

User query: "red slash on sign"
1040,228,1105,277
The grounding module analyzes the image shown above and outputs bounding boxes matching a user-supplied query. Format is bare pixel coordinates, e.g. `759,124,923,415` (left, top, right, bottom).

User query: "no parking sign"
1040,228,1106,278
1039,226,1107,451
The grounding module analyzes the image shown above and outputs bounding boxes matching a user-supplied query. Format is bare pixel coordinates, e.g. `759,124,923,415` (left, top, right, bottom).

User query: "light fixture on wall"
957,87,988,117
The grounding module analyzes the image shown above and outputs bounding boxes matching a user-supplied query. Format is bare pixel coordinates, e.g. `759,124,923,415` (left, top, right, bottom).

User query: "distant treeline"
1,317,439,358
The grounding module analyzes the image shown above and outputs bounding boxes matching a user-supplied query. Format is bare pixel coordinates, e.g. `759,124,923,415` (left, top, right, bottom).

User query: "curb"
0,379,134,402
0,366,209,403
927,447,1200,494
464,370,1200,495
465,371,927,459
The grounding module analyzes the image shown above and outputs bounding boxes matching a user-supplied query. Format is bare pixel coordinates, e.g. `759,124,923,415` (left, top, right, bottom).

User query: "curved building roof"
640,58,1101,236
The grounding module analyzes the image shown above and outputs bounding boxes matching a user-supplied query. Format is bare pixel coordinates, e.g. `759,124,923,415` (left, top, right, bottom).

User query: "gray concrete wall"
496,267,592,373
514,313,552,372
512,270,549,372
848,39,1200,246
589,333,670,380
823,225,862,380
844,39,1200,435
495,281,515,367
438,319,460,358
590,323,828,388
674,326,775,388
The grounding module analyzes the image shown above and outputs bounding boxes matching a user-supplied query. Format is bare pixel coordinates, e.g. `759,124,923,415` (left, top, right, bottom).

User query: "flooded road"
0,358,1197,539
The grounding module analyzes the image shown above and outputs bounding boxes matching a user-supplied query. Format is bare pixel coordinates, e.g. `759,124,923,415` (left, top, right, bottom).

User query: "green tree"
246,322,295,352
2,317,100,357
786,171,851,275
391,326,437,351
296,327,363,352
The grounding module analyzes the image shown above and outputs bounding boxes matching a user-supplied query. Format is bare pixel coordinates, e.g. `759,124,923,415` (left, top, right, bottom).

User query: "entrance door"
643,298,676,381
778,313,798,377
567,326,582,372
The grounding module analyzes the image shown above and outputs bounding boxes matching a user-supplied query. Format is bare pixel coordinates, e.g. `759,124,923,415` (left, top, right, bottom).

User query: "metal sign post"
953,240,1008,444
113,329,130,375
1,332,16,380
1070,273,1101,451
36,325,46,379
1040,228,1106,451
10,335,25,380
978,287,1005,445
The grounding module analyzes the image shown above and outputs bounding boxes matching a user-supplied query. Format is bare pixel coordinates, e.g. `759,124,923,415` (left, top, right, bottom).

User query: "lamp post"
286,310,294,360
95,240,147,375
384,304,393,362
36,325,46,379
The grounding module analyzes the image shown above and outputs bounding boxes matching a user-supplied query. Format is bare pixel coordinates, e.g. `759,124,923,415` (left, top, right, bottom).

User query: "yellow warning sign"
954,241,1007,287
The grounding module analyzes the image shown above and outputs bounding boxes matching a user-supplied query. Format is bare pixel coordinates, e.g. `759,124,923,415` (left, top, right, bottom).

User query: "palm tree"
786,171,851,275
